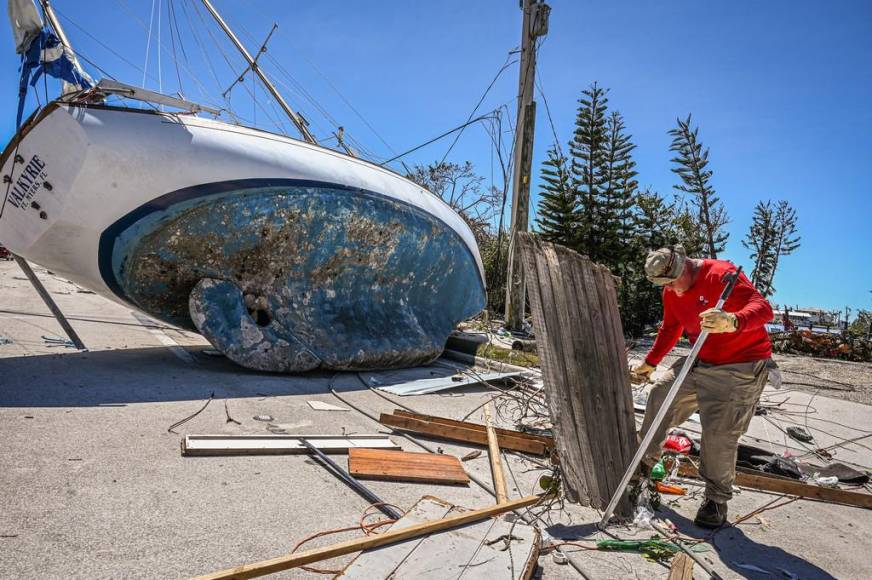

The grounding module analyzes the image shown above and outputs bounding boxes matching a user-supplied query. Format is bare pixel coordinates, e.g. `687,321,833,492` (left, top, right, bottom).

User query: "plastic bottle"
650,460,667,481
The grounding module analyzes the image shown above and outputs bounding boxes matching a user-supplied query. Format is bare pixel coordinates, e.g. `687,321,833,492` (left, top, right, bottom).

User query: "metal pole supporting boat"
199,0,318,145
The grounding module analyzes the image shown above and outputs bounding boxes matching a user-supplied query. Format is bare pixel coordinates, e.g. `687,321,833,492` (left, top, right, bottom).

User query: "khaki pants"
639,357,771,503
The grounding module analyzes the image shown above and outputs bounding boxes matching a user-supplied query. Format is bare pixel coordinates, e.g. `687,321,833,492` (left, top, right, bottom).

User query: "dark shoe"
694,499,727,529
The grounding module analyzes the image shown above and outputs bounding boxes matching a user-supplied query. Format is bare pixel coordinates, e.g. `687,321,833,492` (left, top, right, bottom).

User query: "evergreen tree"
570,83,609,257
668,115,729,258
620,189,677,335
761,200,800,297
743,200,776,293
599,110,639,268
535,146,576,247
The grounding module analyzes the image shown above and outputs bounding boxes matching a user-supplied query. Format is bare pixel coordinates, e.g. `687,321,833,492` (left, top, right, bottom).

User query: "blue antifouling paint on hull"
99,180,486,371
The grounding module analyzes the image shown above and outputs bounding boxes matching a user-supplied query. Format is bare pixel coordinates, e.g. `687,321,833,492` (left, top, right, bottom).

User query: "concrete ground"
2,259,871,579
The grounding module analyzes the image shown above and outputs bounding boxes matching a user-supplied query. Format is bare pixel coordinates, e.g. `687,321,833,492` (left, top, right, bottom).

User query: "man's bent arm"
731,273,773,331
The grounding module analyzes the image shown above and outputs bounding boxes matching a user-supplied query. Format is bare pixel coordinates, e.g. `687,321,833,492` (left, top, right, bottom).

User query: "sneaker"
694,499,727,529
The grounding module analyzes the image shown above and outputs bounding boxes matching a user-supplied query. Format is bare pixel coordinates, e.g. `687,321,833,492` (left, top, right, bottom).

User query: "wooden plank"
668,553,695,580
391,409,554,446
517,233,637,516
484,404,509,503
348,448,469,485
194,494,547,580
379,413,547,455
181,434,399,456
677,463,872,509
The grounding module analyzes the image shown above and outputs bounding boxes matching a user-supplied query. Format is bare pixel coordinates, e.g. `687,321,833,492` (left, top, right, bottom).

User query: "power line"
439,52,519,165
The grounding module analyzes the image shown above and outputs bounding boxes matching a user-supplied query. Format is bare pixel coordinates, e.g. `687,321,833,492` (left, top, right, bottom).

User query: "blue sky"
2,1,871,318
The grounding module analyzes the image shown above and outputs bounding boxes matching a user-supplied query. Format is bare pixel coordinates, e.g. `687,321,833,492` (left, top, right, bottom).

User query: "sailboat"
0,0,486,372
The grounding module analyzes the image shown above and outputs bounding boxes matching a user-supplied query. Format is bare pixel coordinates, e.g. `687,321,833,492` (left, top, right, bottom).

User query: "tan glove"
630,362,655,384
700,308,738,333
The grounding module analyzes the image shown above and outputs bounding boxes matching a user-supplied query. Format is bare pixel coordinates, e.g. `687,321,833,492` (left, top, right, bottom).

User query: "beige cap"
645,245,686,285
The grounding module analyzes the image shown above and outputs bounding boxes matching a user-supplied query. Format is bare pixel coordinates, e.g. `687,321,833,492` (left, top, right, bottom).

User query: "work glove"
700,308,738,333
629,362,655,384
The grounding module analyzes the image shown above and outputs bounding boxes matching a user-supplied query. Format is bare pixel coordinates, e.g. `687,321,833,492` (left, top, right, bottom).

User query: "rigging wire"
157,0,163,95
378,112,500,167
167,0,185,95
142,0,156,88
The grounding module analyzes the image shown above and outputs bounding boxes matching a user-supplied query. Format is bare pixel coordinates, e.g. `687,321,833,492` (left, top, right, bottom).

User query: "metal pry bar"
299,439,402,520
598,266,744,528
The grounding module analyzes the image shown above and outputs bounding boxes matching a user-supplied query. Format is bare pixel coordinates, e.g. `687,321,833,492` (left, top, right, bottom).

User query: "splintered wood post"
668,553,695,580
517,233,637,517
484,403,509,504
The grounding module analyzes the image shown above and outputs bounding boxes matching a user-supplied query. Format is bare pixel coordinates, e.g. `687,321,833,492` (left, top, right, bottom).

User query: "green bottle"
650,460,666,481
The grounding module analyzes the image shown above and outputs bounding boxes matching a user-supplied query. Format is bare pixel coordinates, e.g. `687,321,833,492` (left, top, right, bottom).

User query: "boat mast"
199,0,317,145
40,0,83,95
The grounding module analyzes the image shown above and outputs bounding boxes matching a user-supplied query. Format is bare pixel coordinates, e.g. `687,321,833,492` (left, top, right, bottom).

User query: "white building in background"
770,307,841,332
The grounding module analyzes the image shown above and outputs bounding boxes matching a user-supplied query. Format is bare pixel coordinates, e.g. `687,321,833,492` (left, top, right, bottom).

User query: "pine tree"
599,110,638,268
620,189,677,334
761,200,800,297
668,115,729,258
743,200,776,293
570,83,609,257
535,146,576,247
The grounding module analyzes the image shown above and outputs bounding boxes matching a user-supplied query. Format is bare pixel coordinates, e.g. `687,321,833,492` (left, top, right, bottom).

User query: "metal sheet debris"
370,370,523,396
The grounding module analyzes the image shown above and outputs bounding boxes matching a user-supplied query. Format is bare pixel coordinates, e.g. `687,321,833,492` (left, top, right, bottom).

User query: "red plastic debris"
663,434,692,454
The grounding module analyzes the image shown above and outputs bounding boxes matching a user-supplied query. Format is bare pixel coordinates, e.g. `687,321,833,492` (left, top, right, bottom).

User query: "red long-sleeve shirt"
645,259,773,367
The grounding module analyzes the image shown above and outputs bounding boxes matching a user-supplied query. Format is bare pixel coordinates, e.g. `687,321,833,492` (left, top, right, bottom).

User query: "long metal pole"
40,0,83,95
13,254,86,350
299,439,401,520
199,0,317,145
598,267,743,528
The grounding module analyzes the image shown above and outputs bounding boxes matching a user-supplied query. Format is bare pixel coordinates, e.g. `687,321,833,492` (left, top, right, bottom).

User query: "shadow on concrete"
660,506,836,579
545,508,835,579
0,346,475,407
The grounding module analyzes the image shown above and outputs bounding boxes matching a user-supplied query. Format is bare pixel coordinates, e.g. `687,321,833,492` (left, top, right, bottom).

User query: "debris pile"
770,330,872,362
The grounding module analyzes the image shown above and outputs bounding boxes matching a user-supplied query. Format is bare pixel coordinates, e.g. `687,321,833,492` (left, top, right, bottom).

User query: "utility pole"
504,0,550,331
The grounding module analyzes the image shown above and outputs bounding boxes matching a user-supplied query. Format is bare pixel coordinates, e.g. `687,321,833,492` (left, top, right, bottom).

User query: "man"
631,245,774,528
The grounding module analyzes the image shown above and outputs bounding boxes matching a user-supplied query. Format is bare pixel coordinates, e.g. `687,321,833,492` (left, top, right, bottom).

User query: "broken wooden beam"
484,404,509,503
379,410,552,456
678,463,872,509
180,434,399,456
195,494,547,580
348,448,470,485
667,553,694,580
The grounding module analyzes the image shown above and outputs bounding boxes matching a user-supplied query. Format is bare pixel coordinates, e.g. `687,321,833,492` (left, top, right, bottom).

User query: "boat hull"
0,103,486,371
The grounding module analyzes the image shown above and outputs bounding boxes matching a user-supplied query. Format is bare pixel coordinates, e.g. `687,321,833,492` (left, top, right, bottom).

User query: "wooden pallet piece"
517,233,637,516
348,448,470,485
195,494,546,580
379,412,548,455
